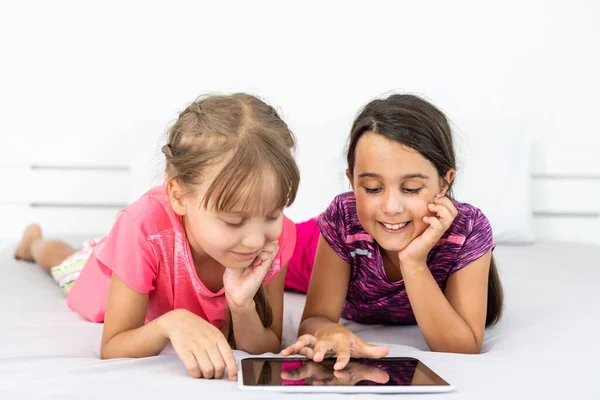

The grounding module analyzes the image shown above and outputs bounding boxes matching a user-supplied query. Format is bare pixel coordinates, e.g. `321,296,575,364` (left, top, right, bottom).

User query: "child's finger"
312,340,331,362
434,196,458,217
193,348,215,379
206,346,226,379
333,340,351,370
280,345,295,356
280,342,302,356
428,203,454,224
253,244,279,269
283,334,317,354
298,347,315,359
180,350,202,378
359,342,390,359
217,339,238,380
263,241,279,254
423,215,444,232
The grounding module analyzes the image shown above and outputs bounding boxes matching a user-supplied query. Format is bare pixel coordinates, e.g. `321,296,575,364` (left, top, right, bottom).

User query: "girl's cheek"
406,197,429,216
266,223,283,242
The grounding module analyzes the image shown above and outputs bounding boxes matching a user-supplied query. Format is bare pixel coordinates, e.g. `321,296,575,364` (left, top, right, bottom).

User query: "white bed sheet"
0,242,598,399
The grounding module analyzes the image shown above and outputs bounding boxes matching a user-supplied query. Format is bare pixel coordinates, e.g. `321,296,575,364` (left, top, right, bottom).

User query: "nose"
240,226,266,251
381,190,404,216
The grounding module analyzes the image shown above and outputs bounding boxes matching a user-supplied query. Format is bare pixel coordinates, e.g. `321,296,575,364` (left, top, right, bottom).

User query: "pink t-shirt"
66,186,296,327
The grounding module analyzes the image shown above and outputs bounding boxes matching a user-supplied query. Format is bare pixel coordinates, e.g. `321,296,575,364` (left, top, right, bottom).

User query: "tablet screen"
241,357,451,387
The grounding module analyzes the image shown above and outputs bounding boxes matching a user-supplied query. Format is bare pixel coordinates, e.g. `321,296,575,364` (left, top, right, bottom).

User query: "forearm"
100,314,170,359
299,316,340,337
230,301,280,354
402,263,481,353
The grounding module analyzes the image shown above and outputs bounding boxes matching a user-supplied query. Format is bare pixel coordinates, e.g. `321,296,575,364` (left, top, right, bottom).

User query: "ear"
439,169,456,196
167,179,188,216
345,169,355,191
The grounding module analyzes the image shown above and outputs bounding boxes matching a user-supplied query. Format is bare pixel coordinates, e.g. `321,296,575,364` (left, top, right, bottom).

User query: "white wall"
1,0,598,242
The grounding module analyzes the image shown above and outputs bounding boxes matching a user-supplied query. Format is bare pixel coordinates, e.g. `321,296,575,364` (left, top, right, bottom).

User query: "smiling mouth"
379,221,410,231
231,251,258,260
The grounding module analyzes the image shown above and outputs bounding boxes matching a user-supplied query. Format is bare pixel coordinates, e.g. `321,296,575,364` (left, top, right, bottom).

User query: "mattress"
0,241,598,399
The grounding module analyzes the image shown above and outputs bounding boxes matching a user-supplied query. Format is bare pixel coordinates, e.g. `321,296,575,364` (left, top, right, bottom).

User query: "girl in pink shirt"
14,93,300,381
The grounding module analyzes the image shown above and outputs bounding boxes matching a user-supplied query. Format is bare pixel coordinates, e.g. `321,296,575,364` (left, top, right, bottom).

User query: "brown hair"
162,93,300,346
347,94,503,326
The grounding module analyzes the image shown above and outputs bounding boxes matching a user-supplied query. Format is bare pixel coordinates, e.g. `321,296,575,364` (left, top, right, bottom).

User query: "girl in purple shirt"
282,94,503,370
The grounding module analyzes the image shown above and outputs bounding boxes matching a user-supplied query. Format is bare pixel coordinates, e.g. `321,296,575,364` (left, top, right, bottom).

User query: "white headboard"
1,1,598,245
0,132,132,238
530,141,599,244
0,134,598,245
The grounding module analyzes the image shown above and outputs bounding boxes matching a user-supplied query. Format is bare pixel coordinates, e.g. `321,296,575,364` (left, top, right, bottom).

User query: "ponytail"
485,255,503,326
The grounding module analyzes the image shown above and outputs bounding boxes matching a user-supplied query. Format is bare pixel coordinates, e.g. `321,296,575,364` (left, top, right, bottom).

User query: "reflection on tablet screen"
244,357,449,387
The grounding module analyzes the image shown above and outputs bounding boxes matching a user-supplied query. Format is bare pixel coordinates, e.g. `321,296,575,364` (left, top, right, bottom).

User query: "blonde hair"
162,93,300,346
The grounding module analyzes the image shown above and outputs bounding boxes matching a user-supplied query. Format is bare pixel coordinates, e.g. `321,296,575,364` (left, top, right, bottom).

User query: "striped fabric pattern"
49,237,103,295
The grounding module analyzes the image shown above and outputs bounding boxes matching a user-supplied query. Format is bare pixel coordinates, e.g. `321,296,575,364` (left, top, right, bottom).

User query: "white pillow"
452,117,535,243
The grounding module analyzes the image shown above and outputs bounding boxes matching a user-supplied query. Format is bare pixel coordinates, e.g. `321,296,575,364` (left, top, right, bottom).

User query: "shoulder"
277,214,296,262
434,200,494,259
121,185,179,236
317,192,372,263
446,201,492,239
434,200,494,274
319,191,361,230
333,191,357,216
264,214,296,284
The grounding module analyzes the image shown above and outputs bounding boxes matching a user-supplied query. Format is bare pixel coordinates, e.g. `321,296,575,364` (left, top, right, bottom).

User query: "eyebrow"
357,172,430,180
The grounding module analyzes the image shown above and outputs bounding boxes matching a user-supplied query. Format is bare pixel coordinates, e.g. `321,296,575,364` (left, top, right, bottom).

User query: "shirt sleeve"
451,208,495,274
316,196,352,263
94,210,158,294
263,214,296,284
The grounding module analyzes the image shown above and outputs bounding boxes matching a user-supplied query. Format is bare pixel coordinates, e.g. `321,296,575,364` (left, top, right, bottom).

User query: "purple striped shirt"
317,191,495,325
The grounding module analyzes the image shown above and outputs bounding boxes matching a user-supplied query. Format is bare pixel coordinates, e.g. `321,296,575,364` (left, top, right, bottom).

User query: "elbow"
297,320,309,337
457,344,482,354
430,337,483,355
271,343,282,355
237,332,281,355
272,337,283,354
431,343,481,355
100,345,110,360
449,327,484,354
470,340,483,354
100,341,117,360
237,344,280,355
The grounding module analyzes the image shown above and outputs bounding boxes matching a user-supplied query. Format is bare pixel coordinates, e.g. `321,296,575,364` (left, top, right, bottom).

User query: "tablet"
239,357,455,393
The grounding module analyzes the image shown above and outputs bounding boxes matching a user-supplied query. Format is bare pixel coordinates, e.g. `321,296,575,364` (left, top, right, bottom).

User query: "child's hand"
223,241,279,309
280,324,389,370
160,309,238,380
398,195,458,266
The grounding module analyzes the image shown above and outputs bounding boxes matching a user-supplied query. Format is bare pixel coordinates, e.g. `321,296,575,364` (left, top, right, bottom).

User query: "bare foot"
14,224,42,262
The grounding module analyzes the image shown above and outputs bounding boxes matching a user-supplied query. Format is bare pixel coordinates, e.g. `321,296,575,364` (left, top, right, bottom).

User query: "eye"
364,187,382,194
403,188,422,194
266,214,281,223
224,219,245,228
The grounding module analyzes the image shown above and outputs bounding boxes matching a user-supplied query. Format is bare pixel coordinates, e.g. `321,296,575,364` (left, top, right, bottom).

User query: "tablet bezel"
238,357,455,393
